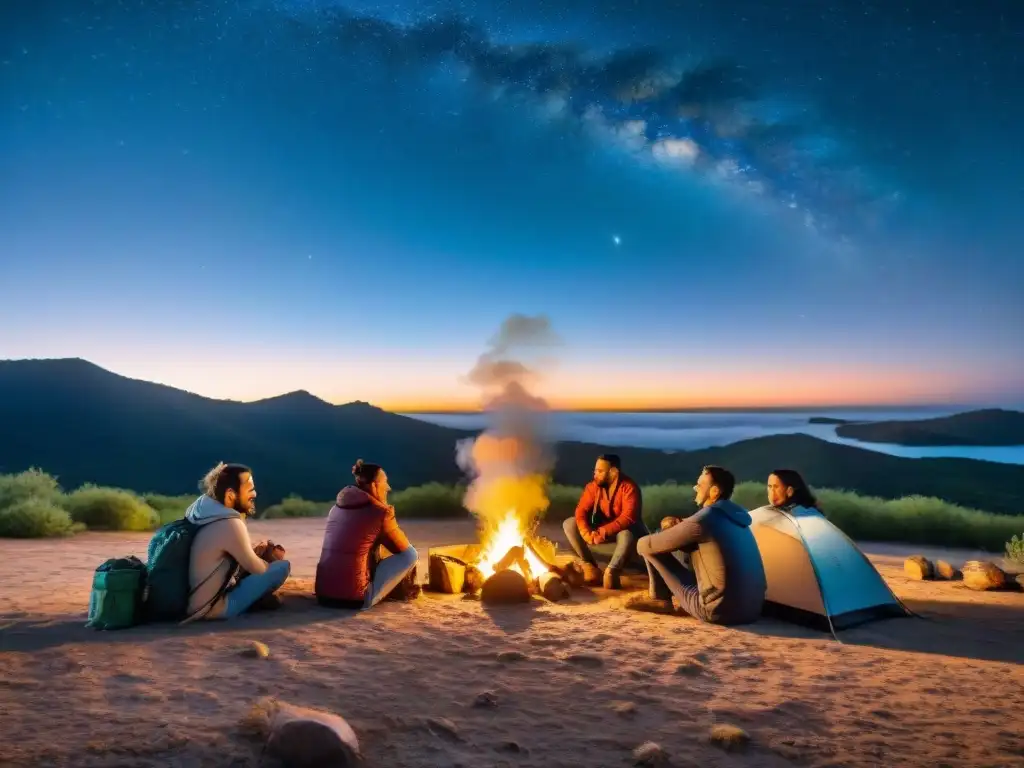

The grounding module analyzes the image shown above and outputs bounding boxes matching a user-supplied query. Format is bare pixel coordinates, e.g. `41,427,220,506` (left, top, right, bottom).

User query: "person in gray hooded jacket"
636,465,766,624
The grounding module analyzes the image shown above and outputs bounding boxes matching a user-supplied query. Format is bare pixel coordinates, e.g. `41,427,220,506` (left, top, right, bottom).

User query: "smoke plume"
456,314,560,533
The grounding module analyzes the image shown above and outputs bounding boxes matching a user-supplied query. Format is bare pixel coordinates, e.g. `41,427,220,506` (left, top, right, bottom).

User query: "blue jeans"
636,536,706,621
222,560,291,619
364,546,418,609
562,517,649,571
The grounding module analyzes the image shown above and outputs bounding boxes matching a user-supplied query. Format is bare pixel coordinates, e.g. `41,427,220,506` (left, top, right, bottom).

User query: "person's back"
687,498,767,624
315,460,416,608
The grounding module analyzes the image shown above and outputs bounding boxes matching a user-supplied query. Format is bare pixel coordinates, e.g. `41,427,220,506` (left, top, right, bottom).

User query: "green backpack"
86,555,148,630
145,518,202,621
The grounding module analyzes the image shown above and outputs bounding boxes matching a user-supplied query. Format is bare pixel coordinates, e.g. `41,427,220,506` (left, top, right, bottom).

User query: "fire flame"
475,509,550,580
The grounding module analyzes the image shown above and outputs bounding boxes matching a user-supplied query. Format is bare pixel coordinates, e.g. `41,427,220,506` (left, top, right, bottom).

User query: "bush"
0,468,65,511
392,483,469,518
262,495,333,519
0,499,82,538
143,493,196,525
64,485,159,531
1007,534,1024,565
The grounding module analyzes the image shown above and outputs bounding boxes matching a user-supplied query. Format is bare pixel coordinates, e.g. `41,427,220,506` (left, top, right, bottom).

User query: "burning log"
537,571,569,601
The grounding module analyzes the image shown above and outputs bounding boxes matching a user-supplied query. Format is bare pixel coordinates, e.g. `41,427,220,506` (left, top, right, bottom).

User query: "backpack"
145,518,202,621
145,517,237,622
86,555,148,630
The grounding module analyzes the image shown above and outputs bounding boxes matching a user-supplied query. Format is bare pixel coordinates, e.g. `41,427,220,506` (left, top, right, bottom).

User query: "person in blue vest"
635,465,766,624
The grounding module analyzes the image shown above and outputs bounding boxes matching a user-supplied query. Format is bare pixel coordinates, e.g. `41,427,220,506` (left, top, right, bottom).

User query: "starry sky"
1,0,1022,411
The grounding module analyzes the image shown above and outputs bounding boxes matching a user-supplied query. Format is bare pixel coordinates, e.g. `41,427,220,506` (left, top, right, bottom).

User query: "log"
538,571,569,601
481,569,531,605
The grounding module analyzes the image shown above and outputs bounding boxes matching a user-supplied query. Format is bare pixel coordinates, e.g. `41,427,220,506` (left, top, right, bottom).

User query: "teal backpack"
145,518,203,621
86,555,148,630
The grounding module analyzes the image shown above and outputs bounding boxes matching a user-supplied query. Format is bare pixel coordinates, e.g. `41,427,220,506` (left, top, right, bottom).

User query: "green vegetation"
1,469,1021,553
1007,534,1024,565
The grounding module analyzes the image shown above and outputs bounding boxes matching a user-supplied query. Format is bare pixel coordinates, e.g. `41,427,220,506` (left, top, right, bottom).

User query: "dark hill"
836,408,1024,447
2,359,1024,514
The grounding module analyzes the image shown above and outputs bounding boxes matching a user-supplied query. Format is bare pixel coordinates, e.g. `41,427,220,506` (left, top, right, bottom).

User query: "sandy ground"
1,518,1022,768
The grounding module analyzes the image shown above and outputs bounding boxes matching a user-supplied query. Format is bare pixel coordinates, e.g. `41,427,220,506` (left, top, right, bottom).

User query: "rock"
499,741,524,753
496,650,527,663
674,660,705,677
962,560,1006,591
473,691,498,708
904,555,934,580
565,653,604,668
480,569,531,605
633,741,668,766
424,716,460,741
263,699,361,768
934,560,961,580
709,723,750,752
611,700,637,718
239,641,270,659
1014,573,1024,591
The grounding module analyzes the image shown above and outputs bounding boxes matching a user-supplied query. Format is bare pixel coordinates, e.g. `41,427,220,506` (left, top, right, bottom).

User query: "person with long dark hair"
766,469,820,512
315,459,419,609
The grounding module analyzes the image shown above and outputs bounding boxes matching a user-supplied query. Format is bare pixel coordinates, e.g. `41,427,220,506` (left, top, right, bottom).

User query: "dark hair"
702,465,735,500
200,462,252,504
771,468,818,509
598,453,621,470
352,459,383,489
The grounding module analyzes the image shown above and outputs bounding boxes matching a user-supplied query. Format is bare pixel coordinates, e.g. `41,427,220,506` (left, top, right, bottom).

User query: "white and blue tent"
749,504,911,635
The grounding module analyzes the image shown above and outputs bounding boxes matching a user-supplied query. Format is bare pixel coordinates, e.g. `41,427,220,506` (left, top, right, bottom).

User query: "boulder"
264,699,361,768
961,560,1006,591
480,569,531,605
904,555,934,580
934,560,961,580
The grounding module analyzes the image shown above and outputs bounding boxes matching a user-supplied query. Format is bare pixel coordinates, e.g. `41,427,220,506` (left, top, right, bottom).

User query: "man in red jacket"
562,454,649,589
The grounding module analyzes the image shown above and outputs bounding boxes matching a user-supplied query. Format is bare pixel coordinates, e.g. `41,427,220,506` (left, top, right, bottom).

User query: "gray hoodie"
647,498,767,624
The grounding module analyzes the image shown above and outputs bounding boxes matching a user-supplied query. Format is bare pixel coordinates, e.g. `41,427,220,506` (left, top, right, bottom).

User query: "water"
403,408,1024,466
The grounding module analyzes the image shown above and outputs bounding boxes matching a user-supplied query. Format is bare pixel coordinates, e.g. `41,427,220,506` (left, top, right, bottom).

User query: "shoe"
624,594,675,615
582,562,602,585
603,568,622,590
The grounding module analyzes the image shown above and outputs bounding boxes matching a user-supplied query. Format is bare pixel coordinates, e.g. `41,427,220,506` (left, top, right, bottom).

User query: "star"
612,235,621,246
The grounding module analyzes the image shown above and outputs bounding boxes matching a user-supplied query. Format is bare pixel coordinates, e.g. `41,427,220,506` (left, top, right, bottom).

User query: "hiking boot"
582,562,602,585
603,567,622,590
624,594,675,615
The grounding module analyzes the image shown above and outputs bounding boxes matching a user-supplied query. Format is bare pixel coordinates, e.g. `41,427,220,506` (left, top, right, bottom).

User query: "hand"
252,540,269,559
660,516,681,531
267,544,286,562
592,530,607,546
581,530,594,545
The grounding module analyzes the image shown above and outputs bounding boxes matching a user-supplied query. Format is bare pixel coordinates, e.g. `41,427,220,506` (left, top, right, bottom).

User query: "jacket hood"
709,498,753,527
185,495,242,526
336,485,384,509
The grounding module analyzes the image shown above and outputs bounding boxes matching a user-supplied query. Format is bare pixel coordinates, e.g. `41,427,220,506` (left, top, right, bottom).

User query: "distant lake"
403,408,1024,466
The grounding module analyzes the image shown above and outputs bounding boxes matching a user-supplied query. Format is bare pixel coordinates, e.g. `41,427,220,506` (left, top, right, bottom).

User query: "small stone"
500,741,524,753
496,650,527,663
904,556,934,580
565,653,604,668
962,561,1006,591
674,661,705,677
264,700,361,768
424,716,460,741
709,723,750,752
239,641,270,659
633,741,668,766
611,700,637,718
473,691,498,708
934,560,960,580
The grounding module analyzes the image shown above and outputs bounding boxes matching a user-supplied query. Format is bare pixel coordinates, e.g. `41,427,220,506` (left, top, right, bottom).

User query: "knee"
636,534,652,557
616,528,636,545
402,545,418,563
270,559,291,579
562,517,578,537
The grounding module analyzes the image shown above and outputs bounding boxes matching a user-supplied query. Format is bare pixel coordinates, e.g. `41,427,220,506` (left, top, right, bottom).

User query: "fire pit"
427,514,583,605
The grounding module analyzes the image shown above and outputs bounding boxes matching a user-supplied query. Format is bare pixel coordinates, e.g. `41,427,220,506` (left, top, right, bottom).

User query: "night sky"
2,1,1022,410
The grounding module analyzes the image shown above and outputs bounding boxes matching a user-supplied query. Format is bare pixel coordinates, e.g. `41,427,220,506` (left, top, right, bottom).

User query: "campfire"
428,314,581,604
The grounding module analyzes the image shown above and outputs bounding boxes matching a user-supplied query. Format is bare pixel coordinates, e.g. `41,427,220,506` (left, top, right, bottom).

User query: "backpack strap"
178,559,239,626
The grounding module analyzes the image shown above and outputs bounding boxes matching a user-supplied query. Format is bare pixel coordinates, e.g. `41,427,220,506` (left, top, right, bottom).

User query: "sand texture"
1,518,1022,767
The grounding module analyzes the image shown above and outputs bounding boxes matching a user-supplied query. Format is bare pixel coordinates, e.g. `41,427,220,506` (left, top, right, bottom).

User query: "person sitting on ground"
563,453,649,590
635,465,766,625
315,460,419,609
766,468,822,513
186,462,291,620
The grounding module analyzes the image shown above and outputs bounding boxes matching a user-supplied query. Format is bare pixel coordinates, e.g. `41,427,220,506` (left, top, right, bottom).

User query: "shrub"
0,499,82,538
0,468,65,511
143,493,196,525
393,483,469,518
262,495,333,519
64,485,159,531
1007,534,1024,565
